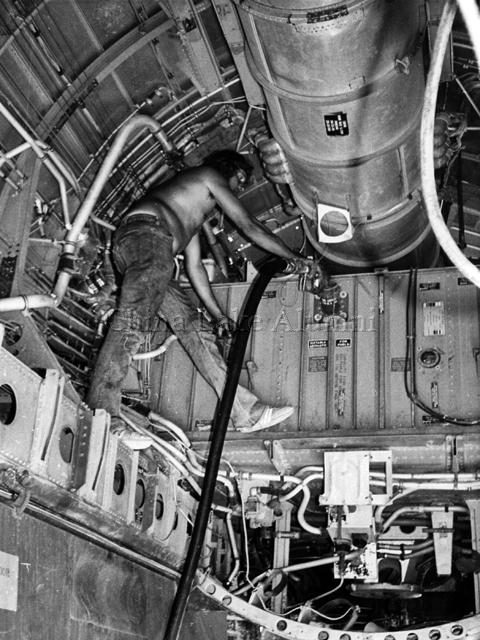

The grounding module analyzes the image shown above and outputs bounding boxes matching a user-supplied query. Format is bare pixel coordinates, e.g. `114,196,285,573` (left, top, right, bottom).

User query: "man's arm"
206,171,300,261
183,233,226,322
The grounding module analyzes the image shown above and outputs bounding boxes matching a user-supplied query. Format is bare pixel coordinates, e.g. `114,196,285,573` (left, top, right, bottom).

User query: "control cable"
162,256,287,640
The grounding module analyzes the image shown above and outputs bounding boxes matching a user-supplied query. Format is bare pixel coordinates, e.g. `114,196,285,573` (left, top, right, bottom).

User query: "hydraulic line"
380,504,468,534
162,257,287,640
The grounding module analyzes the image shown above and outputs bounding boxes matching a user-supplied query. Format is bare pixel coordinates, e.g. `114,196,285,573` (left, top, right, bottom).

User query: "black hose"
162,257,287,640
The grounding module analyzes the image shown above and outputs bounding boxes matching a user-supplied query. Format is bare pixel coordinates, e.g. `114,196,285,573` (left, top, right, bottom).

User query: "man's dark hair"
202,149,253,181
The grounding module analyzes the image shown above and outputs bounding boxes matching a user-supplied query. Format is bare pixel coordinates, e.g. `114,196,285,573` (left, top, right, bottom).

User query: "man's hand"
213,315,236,340
284,257,319,275
284,257,329,295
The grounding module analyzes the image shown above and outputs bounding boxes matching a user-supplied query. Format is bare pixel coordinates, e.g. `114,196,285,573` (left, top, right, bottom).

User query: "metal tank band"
234,0,437,268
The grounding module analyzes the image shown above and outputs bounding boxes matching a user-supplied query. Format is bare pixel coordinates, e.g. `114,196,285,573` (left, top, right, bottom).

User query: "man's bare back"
128,167,227,254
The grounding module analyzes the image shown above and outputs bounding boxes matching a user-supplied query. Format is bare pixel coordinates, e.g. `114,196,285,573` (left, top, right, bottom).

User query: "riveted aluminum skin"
233,0,436,267
154,269,480,440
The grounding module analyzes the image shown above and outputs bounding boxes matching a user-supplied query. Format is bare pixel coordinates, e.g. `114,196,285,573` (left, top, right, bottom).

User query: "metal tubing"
0,114,174,312
36,141,81,196
0,101,72,227
64,114,172,248
226,511,241,586
381,504,468,533
4,142,31,158
420,0,480,288
235,0,434,268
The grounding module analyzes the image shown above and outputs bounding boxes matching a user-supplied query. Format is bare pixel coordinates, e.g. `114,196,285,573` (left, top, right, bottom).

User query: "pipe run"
380,504,468,534
0,102,74,228
0,114,174,314
420,0,480,287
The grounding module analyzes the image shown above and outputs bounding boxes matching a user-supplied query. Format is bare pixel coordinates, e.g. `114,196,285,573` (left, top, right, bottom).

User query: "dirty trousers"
86,222,258,426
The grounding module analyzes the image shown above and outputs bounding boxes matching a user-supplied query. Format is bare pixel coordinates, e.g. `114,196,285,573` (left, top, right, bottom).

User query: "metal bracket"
431,510,454,576
29,369,63,473
264,440,293,476
319,450,392,506
447,435,464,474
0,464,32,516
70,408,92,491
316,202,353,243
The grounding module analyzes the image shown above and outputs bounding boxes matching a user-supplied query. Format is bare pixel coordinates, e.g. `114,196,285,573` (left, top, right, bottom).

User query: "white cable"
238,486,252,583
380,504,468,533
457,0,480,68
309,577,345,604
370,472,479,481
133,334,177,361
281,550,362,574
420,0,480,287
377,545,434,557
148,411,192,449
279,472,323,502
126,413,235,497
238,472,301,486
371,480,480,491
226,511,241,586
119,411,202,494
296,486,325,535
374,487,422,525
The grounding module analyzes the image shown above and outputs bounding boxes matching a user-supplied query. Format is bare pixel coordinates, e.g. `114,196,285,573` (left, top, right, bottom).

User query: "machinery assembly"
0,1,480,639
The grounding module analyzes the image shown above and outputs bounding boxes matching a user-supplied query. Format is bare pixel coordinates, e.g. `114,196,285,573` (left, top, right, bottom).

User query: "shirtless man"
87,150,321,436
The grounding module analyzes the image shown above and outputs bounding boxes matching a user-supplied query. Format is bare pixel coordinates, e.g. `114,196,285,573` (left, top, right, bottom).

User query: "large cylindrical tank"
234,0,437,268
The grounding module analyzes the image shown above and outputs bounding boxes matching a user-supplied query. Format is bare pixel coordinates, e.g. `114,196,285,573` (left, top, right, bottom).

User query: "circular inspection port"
419,348,441,368
0,384,16,425
319,210,349,237
113,463,126,495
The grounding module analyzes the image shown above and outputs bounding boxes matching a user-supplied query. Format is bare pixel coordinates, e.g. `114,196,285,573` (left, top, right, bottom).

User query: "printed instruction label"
423,301,445,336
324,112,349,136
335,338,351,348
308,339,328,348
334,353,347,416
419,281,440,291
262,290,277,299
0,551,18,611
431,381,440,408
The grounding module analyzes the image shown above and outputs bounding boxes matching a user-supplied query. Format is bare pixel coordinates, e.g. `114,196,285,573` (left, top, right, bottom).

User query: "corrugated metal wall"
152,267,480,433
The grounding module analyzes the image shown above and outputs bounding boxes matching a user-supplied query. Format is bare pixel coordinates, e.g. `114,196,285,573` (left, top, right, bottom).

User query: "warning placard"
0,550,18,611
308,339,328,348
423,301,445,336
